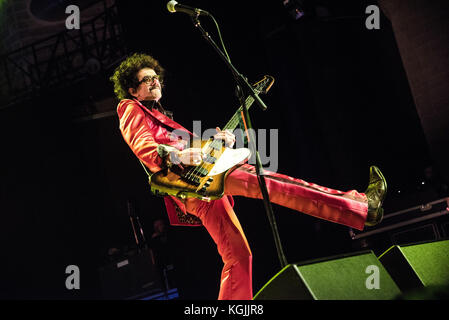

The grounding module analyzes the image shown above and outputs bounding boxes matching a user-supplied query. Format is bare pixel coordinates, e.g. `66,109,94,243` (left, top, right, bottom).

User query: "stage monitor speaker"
378,239,449,293
254,250,401,300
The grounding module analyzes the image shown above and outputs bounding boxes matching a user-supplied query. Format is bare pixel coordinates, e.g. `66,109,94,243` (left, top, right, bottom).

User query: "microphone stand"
190,14,288,268
127,200,141,253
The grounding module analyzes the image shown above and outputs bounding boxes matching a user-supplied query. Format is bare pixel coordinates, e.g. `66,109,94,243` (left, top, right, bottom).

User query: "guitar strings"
183,93,257,183
184,101,243,182
183,112,241,183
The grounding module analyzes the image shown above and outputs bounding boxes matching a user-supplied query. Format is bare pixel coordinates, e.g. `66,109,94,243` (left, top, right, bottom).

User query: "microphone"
166,0,210,16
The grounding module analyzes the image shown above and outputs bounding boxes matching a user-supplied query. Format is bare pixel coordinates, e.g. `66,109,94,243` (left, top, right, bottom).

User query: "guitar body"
149,140,250,201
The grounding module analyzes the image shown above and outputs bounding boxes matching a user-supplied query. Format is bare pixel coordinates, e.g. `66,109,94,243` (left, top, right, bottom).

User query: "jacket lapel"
134,99,193,135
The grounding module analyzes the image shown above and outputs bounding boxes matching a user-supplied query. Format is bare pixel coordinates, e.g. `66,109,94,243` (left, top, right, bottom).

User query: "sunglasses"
138,74,163,85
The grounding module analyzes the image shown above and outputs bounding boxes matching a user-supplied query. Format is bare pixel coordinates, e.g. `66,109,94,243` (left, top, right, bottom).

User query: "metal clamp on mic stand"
190,13,288,269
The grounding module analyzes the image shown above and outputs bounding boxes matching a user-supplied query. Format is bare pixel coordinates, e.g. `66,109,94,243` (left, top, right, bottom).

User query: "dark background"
0,0,444,299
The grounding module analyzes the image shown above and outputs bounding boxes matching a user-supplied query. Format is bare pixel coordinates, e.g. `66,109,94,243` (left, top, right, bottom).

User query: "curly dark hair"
110,53,165,100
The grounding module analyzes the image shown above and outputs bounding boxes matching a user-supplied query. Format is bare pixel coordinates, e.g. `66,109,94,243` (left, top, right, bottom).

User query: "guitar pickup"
196,167,209,177
203,155,216,164
181,175,201,186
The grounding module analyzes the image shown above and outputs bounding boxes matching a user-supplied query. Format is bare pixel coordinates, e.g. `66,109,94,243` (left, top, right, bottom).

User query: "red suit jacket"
117,98,234,227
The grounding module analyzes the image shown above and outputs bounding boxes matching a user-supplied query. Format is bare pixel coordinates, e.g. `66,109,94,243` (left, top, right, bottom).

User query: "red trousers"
184,164,368,300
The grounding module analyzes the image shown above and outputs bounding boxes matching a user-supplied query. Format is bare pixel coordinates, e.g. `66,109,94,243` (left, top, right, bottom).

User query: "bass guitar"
148,75,274,201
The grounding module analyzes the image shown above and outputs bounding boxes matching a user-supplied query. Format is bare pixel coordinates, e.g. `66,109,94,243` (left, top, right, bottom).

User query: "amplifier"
98,248,164,299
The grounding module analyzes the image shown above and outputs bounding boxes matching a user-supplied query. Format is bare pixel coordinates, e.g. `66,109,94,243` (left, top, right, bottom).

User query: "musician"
110,53,387,300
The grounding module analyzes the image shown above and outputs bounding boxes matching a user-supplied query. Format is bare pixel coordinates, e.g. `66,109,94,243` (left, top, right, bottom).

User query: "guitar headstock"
222,75,275,131
252,75,275,95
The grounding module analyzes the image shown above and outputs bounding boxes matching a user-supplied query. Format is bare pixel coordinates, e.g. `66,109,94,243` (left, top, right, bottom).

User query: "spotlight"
283,0,306,20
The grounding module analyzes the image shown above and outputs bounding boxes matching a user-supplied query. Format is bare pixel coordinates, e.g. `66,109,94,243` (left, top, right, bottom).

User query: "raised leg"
225,164,368,231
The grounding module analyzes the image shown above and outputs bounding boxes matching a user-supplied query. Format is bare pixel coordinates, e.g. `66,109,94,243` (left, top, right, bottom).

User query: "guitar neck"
222,95,255,132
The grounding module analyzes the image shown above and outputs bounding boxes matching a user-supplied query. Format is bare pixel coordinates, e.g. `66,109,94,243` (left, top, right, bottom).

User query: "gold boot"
364,166,387,227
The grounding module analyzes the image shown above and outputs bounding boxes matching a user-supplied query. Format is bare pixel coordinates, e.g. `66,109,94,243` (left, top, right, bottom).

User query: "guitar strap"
139,159,152,178
136,100,175,178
